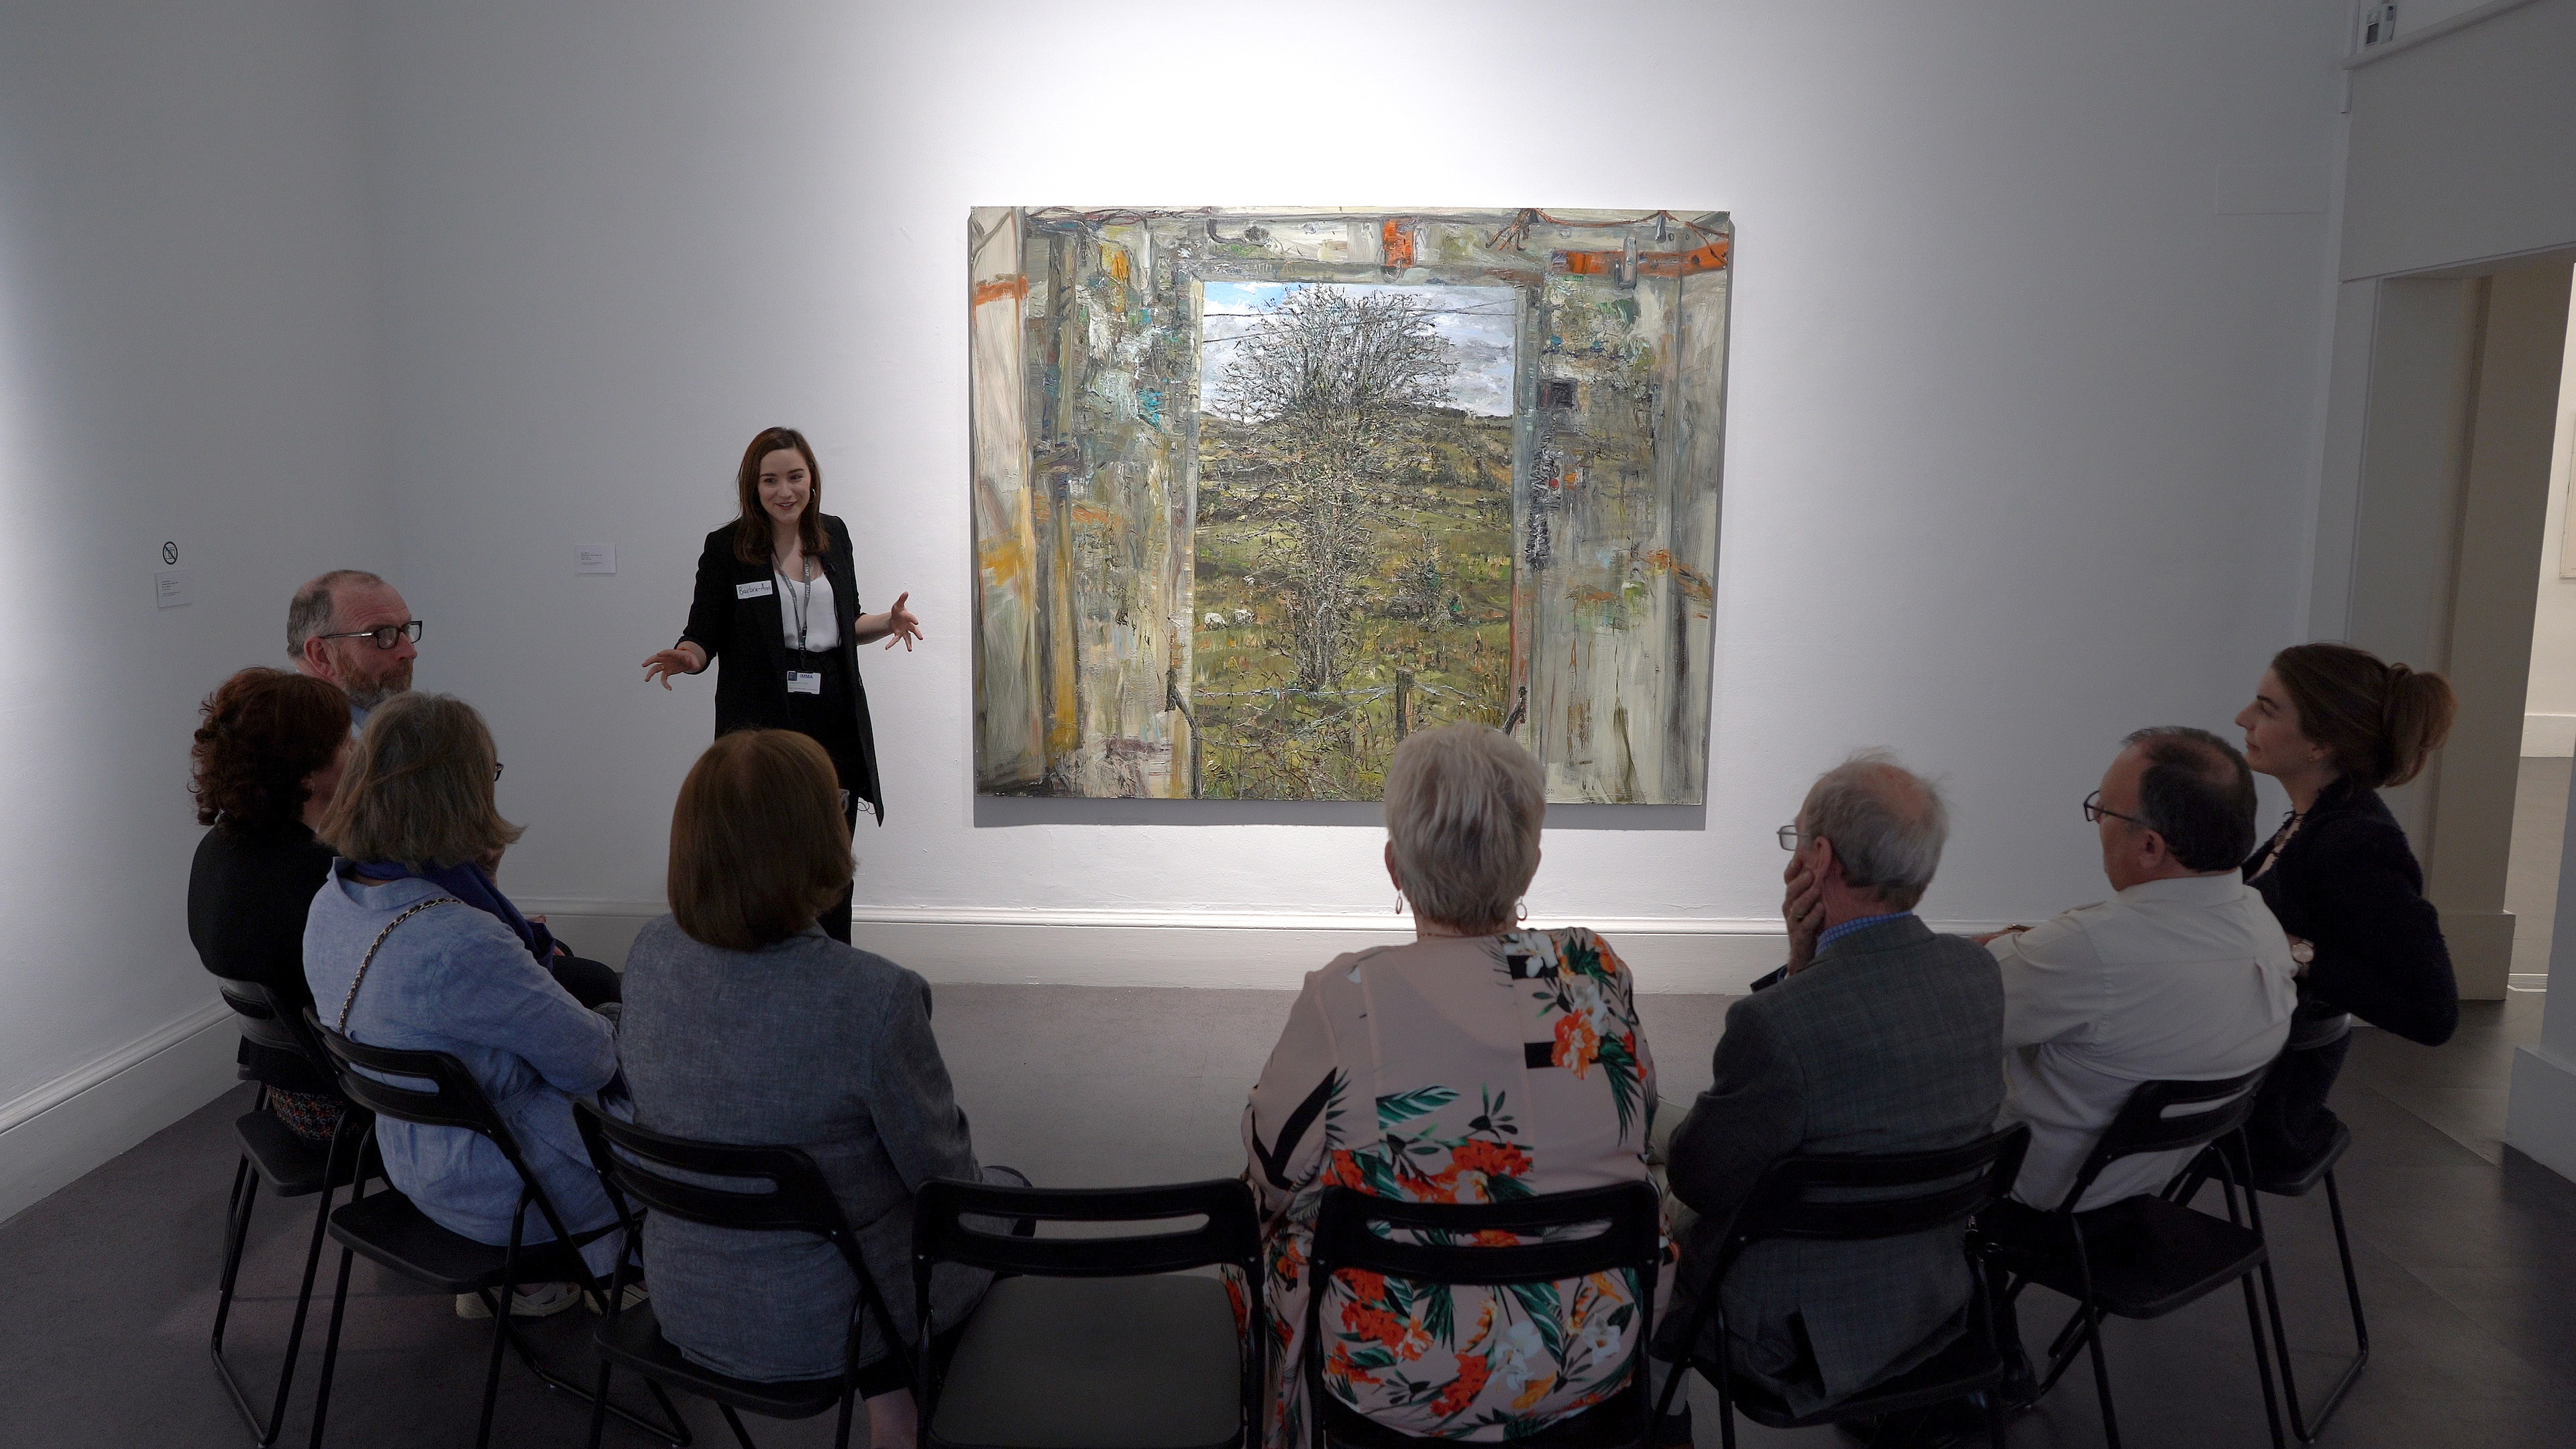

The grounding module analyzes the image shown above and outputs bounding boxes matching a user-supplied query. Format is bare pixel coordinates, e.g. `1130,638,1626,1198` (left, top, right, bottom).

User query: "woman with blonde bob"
1242,724,1662,1447
619,730,1011,1448
304,692,622,1318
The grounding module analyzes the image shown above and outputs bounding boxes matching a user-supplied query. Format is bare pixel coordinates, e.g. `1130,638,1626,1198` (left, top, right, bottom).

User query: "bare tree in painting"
1212,287,1452,691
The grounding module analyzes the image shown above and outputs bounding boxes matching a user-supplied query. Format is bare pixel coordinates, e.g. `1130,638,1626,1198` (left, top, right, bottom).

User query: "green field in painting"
1191,409,1515,800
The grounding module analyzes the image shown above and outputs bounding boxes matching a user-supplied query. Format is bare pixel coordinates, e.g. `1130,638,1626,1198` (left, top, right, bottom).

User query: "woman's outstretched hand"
641,642,706,688
876,592,924,651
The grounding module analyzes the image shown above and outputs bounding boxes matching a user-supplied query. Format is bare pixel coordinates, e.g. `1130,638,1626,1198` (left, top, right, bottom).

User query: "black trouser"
551,952,622,1008
2243,1033,2352,1177
784,645,865,947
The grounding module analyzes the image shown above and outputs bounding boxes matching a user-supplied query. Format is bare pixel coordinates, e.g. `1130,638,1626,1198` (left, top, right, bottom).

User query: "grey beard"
345,679,409,710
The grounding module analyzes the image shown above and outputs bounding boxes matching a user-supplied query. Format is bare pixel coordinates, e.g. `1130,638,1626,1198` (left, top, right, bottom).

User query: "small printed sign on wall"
576,543,616,575
155,568,193,609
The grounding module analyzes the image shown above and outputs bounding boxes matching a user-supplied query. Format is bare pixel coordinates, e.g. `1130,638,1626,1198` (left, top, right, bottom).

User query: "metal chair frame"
572,1102,907,1449
1653,1126,2033,1449
1306,1182,1665,1449
1990,1067,2288,1449
910,1176,1263,1448
209,979,377,1446
2182,1126,2369,1442
303,1014,688,1449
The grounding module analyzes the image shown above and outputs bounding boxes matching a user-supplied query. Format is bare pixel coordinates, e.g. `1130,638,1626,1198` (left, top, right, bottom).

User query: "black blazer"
678,514,883,821
2243,775,2455,1046
188,818,337,1095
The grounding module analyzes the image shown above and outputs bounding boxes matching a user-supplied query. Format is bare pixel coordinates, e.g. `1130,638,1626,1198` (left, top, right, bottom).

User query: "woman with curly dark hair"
189,667,355,1142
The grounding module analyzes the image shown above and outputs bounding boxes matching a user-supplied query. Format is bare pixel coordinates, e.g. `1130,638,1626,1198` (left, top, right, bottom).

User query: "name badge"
737,580,774,600
787,671,823,695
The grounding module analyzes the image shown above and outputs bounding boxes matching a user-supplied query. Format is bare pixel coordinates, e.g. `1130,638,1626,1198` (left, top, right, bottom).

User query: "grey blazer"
1656,915,2005,1416
619,918,991,1383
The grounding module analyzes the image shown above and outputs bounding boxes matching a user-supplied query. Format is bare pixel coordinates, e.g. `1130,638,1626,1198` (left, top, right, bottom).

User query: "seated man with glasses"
287,569,423,733
283,568,620,1012
1652,750,2004,1440
1982,727,2297,1217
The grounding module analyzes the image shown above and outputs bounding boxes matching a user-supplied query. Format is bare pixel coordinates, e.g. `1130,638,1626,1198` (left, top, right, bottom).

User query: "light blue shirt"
1818,911,1915,952
303,863,622,1271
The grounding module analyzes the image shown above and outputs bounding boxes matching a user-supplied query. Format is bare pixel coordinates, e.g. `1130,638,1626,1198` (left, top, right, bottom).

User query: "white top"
1990,873,2298,1211
773,567,839,653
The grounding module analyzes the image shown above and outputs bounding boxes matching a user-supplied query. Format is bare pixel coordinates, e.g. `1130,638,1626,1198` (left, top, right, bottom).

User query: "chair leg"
305,1244,359,1449
211,1159,258,1354
716,1403,758,1447
833,1389,855,1449
2238,1271,2289,1449
2081,1305,2121,1449
2293,1171,2372,1438
243,1176,345,1444
585,1358,614,1449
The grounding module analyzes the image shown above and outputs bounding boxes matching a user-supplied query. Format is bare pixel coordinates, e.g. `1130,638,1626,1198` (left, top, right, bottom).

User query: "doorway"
2509,273,2576,995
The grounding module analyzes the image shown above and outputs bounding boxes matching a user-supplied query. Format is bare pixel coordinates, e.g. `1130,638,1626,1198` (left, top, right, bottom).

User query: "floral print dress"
1242,928,1660,1446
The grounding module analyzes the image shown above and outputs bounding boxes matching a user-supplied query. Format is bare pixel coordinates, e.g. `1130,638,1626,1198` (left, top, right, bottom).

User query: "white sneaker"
453,1281,583,1319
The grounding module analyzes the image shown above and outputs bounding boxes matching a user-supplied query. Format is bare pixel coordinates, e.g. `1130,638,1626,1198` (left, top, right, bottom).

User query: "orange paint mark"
1106,249,1130,282
1381,219,1415,269
971,275,1029,307
1552,240,1730,278
976,536,1030,592
1551,250,1615,275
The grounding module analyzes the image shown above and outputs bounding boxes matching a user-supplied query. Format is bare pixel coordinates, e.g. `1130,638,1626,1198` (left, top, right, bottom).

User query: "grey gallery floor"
1,981,2569,1448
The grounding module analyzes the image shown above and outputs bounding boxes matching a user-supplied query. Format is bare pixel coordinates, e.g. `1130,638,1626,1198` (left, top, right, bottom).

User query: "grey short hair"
1799,749,1948,912
287,570,386,657
1384,724,1546,930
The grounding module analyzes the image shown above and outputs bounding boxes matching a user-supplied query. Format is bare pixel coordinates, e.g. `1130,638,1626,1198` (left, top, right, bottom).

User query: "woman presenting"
642,426,922,944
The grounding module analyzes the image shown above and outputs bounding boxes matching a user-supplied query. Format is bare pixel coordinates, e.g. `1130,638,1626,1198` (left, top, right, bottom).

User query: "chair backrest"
1706,1124,2032,1283
576,1106,854,1240
308,1012,511,1140
217,977,312,1061
1311,1181,1664,1291
912,1176,1258,1281
2057,1065,2269,1213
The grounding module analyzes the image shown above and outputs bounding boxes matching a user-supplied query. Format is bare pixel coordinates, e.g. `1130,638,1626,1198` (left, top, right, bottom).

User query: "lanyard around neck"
775,553,816,653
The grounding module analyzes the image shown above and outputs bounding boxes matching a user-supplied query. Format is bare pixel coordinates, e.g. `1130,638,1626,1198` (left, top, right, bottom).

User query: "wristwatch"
2288,938,2315,967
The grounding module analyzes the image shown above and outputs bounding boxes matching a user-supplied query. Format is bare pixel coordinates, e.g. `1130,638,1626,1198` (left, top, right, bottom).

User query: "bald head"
1797,750,1948,911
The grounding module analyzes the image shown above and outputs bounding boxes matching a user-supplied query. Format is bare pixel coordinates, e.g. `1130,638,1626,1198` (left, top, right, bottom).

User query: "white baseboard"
0,1000,238,1226
2522,713,2576,756
2506,1044,2576,1185
516,900,2020,994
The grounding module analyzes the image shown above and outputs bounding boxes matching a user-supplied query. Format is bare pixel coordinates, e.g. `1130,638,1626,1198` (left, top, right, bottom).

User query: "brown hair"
317,692,524,867
2270,643,2457,790
190,668,350,828
669,729,853,950
731,427,828,567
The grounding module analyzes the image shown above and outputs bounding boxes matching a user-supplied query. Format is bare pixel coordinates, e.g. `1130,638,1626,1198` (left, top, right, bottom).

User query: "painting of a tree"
1208,287,1452,690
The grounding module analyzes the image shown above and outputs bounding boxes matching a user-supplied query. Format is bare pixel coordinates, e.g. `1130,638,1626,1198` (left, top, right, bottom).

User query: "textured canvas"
969,207,1731,802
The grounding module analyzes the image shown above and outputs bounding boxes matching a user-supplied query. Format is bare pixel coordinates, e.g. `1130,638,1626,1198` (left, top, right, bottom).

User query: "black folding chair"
912,1177,1260,1449
2186,1120,2367,1442
1306,1182,1663,1449
1652,1126,2031,1449
1981,1067,2287,1449
209,979,378,1446
572,1103,906,1449
303,1016,687,1449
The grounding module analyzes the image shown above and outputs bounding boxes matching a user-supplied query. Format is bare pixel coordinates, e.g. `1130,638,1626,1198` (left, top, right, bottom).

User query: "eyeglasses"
493,761,505,782
2083,789,2148,828
1776,822,1803,851
317,620,423,651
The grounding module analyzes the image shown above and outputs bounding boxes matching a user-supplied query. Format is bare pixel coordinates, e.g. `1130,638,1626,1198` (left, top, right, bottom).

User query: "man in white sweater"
1985,726,2298,1212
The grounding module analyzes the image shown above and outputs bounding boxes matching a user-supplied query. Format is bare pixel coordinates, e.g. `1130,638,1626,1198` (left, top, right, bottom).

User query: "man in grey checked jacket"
1654,750,2006,1432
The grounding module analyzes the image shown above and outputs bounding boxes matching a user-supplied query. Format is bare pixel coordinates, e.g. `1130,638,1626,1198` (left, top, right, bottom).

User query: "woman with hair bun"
2234,642,2459,1174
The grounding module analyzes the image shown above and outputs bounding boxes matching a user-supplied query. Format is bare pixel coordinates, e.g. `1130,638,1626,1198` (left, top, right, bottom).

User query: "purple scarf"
363,860,558,967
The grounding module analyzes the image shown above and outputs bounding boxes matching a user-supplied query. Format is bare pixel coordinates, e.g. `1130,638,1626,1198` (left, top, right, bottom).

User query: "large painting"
969,207,1730,802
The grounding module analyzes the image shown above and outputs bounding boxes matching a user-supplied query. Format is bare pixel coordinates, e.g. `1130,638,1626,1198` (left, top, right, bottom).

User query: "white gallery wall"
355,0,2353,986
0,2,395,1216
0,0,2381,1213
2520,285,2576,755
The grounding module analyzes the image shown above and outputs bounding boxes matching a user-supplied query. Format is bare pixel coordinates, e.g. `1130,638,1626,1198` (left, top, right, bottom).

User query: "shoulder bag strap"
337,897,458,1033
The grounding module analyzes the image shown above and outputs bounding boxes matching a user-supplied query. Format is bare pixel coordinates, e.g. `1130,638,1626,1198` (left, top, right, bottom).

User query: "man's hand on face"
1782,849,1825,975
